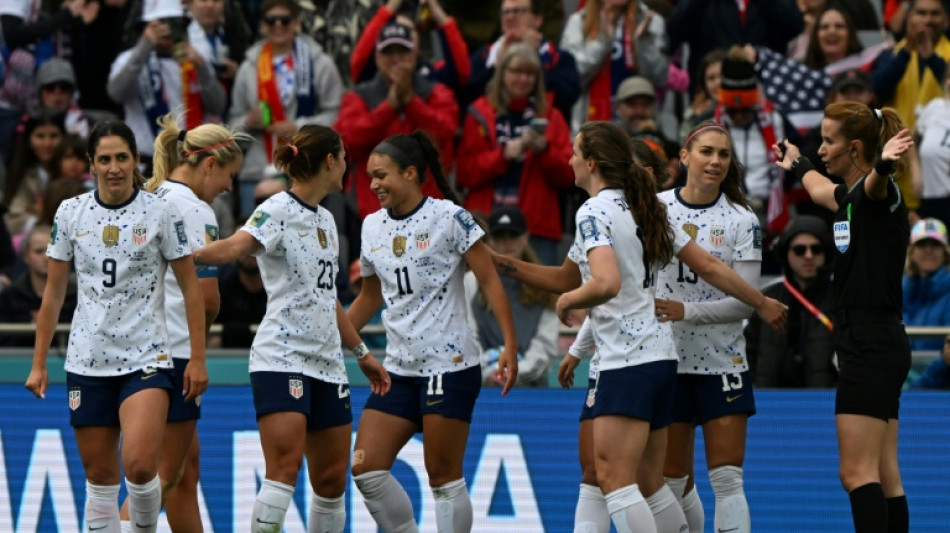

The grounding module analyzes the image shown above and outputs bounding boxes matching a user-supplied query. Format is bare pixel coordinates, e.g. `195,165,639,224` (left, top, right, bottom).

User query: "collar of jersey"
388,196,428,220
286,190,318,212
94,187,139,210
674,187,721,210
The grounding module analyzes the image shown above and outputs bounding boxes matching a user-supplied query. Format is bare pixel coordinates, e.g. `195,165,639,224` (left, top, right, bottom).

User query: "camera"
161,16,189,44
529,117,548,135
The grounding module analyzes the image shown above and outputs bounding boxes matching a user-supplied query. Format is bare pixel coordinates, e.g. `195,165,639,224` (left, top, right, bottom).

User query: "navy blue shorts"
672,371,756,426
66,368,173,427
167,358,201,422
578,360,678,429
250,372,352,431
364,365,481,429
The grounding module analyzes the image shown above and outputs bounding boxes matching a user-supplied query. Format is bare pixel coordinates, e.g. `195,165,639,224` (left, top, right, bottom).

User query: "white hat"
142,0,185,22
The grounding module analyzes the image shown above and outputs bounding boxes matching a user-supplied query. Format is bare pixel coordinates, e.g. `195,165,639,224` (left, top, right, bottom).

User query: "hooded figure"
745,215,838,387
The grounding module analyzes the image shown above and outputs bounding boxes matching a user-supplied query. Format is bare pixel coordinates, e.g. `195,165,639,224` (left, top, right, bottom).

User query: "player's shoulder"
59,190,94,213
657,188,676,204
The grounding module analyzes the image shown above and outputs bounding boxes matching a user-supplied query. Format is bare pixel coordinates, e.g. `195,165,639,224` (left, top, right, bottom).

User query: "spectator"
613,76,677,157
107,0,226,171
350,0,471,93
462,0,580,122
903,218,950,351
680,49,725,142
559,0,668,132
32,58,91,137
745,215,838,388
230,0,343,215
0,224,77,347
456,43,573,265
335,19,458,219
668,0,803,96
187,0,253,116
49,134,92,186
67,0,132,118
915,71,950,224
787,0,827,62
1,111,65,239
465,206,558,387
872,0,950,132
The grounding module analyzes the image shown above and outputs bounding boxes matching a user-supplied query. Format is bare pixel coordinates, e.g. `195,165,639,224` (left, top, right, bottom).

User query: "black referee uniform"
830,175,911,421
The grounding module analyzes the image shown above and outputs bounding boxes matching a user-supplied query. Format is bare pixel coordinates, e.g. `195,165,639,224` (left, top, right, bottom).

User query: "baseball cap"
829,69,872,95
615,76,655,102
142,0,184,22
376,22,415,52
488,206,527,236
36,59,76,89
910,217,948,246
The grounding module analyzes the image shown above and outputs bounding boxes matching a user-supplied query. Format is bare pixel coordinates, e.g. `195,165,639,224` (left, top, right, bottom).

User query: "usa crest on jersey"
710,225,725,247
415,231,430,251
289,378,304,399
69,390,81,411
132,224,147,246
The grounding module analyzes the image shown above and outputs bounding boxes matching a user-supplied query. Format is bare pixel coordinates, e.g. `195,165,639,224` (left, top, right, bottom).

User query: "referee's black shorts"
832,309,911,421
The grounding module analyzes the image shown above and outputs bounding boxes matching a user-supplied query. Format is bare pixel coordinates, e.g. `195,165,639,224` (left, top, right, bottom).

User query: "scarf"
256,37,316,162
138,53,204,135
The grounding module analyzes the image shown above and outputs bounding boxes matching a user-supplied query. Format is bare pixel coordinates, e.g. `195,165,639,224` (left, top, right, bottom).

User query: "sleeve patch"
205,224,220,244
49,222,57,245
579,217,599,242
247,210,270,228
175,220,188,245
753,225,762,249
454,209,477,233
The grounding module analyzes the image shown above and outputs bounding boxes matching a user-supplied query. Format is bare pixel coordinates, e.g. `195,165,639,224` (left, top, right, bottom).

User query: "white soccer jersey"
155,180,219,360
241,192,347,384
567,189,689,372
656,189,762,374
360,198,483,376
47,189,190,376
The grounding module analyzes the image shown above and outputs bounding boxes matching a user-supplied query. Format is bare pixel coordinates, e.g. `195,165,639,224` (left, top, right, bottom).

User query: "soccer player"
346,131,518,533
193,125,390,533
26,120,208,533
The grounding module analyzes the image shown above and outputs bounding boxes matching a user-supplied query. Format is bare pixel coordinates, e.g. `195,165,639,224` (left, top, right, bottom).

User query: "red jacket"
457,96,574,241
335,75,459,219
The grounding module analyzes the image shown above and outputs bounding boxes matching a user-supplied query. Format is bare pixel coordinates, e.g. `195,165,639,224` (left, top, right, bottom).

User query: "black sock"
849,483,887,533
886,495,908,533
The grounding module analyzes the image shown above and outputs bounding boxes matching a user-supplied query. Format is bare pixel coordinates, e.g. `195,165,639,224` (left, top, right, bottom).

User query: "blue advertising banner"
5,386,950,532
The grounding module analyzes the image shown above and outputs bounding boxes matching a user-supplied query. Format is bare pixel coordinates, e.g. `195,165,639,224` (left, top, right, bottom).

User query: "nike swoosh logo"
141,373,158,381
89,526,107,531
298,231,310,237
426,399,444,406
371,245,387,253
726,394,743,403
256,518,280,524
135,524,152,529
718,528,739,533
75,231,90,237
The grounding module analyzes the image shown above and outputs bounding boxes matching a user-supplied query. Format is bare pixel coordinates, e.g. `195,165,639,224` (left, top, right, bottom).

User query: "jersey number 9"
102,259,117,288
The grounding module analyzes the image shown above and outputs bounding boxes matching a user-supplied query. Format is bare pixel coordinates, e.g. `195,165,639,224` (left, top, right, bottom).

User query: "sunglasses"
791,244,824,257
263,14,294,26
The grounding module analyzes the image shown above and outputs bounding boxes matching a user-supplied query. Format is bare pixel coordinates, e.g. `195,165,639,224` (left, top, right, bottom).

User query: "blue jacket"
913,357,950,389
903,267,950,351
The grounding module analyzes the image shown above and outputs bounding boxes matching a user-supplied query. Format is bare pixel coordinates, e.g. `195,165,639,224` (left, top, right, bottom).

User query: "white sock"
309,493,345,533
574,483,609,533
85,482,120,533
120,521,131,533
709,466,749,533
353,470,419,532
252,479,294,533
126,476,161,533
605,484,657,533
666,476,704,533
432,478,472,533
646,484,689,533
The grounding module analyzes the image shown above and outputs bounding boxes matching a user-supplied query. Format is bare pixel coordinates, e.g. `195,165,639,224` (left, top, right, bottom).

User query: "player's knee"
350,448,371,477
123,457,158,485
311,464,347,497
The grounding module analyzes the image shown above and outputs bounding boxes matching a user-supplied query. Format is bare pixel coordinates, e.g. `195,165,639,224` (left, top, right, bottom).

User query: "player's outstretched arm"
193,231,262,265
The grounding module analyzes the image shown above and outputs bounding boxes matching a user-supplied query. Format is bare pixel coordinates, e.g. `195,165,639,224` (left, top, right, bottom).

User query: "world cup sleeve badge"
393,235,407,257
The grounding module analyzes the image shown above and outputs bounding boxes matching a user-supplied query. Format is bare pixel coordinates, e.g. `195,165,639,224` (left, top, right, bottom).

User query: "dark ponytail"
578,121,675,267
372,131,462,205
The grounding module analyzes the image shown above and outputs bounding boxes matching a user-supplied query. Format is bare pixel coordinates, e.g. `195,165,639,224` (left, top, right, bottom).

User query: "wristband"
351,342,369,360
875,158,896,177
790,156,815,182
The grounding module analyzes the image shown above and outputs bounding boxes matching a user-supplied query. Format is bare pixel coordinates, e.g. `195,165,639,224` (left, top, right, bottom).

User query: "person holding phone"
457,43,574,265
106,0,226,172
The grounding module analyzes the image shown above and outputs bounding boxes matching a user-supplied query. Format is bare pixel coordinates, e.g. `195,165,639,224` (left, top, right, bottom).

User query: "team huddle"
25,101,912,533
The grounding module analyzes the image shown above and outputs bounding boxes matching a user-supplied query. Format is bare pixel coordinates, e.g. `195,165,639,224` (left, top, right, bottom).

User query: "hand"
557,354,580,388
503,138,526,160
64,0,85,17
425,0,450,25
916,26,935,59
25,367,49,399
181,43,205,66
358,354,392,396
882,128,913,161
755,297,788,333
496,345,519,395
393,63,415,105
521,28,543,51
245,107,264,130
772,138,802,171
78,0,100,24
741,44,757,64
266,120,297,139
521,129,547,152
654,298,685,322
143,20,171,47
182,360,209,402
634,11,653,39
385,0,403,12
218,59,239,80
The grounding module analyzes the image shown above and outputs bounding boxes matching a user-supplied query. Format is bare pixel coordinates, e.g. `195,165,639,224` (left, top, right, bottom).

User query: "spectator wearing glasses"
187,0,254,118
745,215,837,388
462,0,580,123
33,58,91,138
106,0,226,171
230,0,343,217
